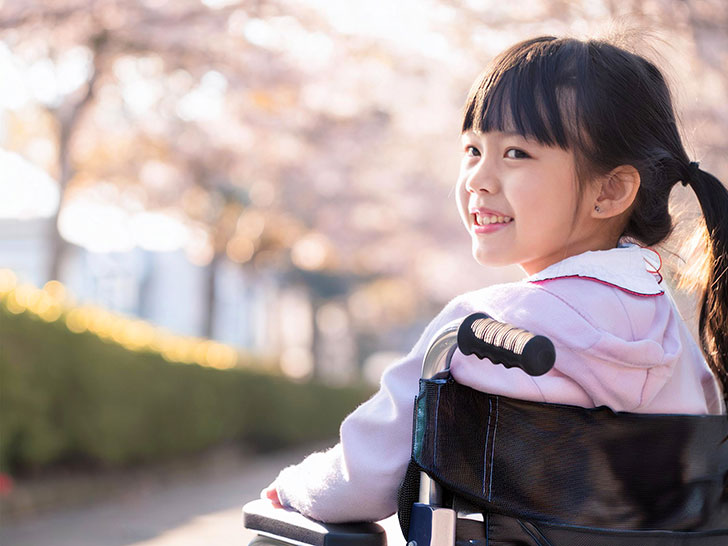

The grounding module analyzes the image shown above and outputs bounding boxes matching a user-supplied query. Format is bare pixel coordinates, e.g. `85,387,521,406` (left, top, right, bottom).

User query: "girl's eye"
464,145,481,157
505,148,530,159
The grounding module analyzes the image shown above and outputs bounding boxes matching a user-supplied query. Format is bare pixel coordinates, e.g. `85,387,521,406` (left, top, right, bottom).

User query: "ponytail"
683,165,728,406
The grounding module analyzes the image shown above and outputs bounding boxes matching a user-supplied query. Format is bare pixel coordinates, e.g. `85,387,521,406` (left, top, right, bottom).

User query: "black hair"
462,36,728,407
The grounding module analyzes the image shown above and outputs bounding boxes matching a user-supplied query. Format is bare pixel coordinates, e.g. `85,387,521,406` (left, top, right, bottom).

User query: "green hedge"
0,306,373,474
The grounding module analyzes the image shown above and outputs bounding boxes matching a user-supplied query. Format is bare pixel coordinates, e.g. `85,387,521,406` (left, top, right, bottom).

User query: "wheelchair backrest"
399,375,728,536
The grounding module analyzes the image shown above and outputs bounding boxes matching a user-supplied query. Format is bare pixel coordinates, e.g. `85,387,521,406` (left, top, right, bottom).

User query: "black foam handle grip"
457,313,555,376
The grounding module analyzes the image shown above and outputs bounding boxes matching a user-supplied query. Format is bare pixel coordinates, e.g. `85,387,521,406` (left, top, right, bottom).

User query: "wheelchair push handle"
457,312,555,376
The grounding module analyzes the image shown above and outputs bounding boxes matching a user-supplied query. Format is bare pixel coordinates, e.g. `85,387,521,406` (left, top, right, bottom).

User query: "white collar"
525,241,664,297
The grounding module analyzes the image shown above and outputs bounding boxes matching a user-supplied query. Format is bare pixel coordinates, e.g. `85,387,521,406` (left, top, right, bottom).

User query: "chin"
472,248,512,268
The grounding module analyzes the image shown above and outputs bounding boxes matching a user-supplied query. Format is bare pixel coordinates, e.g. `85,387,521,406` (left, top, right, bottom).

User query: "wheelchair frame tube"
418,319,460,506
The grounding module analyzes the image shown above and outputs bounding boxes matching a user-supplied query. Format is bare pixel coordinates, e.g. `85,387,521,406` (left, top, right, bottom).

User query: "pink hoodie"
271,243,725,523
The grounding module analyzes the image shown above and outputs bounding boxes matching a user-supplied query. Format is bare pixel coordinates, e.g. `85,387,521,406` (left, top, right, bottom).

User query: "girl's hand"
261,483,283,507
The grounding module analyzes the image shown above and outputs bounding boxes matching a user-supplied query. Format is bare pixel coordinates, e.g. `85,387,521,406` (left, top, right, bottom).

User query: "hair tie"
682,161,701,187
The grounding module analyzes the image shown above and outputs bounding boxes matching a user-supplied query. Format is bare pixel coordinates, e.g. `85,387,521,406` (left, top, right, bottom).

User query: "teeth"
474,213,513,226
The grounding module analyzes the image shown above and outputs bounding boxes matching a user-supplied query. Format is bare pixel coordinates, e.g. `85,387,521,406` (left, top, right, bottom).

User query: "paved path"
1,445,403,546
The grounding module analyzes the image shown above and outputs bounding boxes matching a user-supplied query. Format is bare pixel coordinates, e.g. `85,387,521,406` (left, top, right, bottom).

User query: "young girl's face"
456,130,600,275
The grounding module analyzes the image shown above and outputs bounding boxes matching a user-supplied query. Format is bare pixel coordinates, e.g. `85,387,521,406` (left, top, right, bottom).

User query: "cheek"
512,185,571,239
455,178,470,224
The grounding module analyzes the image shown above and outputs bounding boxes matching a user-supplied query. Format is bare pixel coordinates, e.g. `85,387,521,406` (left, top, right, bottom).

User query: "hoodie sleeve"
270,296,471,523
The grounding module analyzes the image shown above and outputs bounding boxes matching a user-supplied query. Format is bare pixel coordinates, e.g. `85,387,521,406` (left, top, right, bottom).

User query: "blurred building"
1,215,269,347
0,213,367,384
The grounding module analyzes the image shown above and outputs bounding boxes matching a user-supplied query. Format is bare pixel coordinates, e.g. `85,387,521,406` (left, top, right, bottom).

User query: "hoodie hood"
526,240,664,297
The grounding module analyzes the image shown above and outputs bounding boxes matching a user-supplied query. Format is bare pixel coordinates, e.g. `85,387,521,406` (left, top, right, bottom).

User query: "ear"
592,165,641,219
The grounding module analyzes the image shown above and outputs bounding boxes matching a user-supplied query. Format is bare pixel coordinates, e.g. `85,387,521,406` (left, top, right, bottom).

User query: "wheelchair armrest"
242,499,387,546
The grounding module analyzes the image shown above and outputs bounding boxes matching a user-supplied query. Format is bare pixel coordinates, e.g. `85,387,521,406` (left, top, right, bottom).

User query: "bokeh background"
1,0,727,543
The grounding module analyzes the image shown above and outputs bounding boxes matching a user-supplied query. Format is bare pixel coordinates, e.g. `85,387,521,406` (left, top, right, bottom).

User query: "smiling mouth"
473,212,514,226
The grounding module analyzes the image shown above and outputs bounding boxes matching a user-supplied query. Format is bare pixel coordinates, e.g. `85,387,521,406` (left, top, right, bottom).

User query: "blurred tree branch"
1,0,726,325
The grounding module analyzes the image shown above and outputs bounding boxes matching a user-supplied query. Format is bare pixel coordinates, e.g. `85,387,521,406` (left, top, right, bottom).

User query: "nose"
464,162,499,194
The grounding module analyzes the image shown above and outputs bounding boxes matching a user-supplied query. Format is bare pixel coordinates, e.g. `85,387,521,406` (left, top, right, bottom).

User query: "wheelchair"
243,313,728,545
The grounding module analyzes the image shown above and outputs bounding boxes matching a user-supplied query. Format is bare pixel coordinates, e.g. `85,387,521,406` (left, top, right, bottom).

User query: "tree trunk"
47,32,106,282
203,251,221,339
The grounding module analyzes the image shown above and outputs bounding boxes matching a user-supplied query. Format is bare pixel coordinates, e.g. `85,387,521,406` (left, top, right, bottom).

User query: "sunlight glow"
280,346,314,380
298,0,454,61
176,71,227,122
113,55,166,116
226,235,255,264
56,46,94,96
1,269,240,369
202,0,239,8
59,197,135,252
0,269,17,293
291,233,330,271
0,148,60,219
131,211,189,252
0,42,29,110
58,185,191,253
18,45,93,108
185,225,215,266
27,58,60,107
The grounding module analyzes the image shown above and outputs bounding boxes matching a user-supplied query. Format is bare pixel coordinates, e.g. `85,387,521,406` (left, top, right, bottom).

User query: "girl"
261,35,728,524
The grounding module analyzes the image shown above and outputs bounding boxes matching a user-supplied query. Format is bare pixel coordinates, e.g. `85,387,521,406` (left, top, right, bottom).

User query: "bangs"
462,37,578,149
